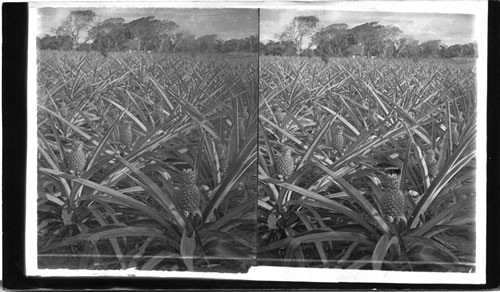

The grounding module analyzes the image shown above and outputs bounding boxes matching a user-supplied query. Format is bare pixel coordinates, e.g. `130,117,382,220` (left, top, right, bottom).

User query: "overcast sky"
260,10,475,46
37,8,258,40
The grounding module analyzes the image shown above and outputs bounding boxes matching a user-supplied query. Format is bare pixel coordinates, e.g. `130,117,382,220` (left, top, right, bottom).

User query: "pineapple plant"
368,110,378,126
276,145,294,179
332,124,345,154
425,149,439,177
267,213,278,230
239,117,247,139
175,168,201,217
67,139,86,176
299,164,322,186
217,143,229,173
240,106,249,139
119,120,133,155
451,122,459,145
273,105,286,123
457,110,464,124
203,127,217,142
381,174,406,224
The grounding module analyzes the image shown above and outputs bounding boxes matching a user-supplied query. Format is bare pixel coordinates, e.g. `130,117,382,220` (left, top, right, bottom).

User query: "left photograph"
35,7,258,272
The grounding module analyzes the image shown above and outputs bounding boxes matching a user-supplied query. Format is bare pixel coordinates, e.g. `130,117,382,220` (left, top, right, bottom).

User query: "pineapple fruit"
273,105,286,123
276,146,294,179
203,127,217,142
457,110,464,124
176,169,201,217
368,110,379,126
381,174,406,224
68,140,86,176
451,122,459,145
332,124,345,154
217,143,229,173
240,106,249,139
119,120,133,155
425,149,439,178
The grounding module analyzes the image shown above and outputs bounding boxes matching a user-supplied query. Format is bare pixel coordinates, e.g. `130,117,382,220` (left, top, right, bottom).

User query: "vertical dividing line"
255,7,260,266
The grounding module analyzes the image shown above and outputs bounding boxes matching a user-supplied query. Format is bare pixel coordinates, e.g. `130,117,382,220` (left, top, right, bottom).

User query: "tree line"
37,10,258,54
260,16,477,59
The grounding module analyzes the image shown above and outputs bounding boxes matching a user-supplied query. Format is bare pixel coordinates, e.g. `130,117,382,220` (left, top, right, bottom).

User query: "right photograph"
258,9,479,272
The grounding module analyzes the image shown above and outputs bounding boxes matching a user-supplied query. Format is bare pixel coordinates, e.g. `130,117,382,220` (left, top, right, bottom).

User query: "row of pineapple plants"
258,56,476,271
37,51,258,271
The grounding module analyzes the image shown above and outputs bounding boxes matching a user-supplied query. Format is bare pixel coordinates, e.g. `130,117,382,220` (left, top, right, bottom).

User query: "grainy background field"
258,56,476,272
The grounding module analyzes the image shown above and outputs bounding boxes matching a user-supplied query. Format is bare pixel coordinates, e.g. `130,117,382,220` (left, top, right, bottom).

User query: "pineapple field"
36,49,478,273
36,50,258,272
258,56,477,272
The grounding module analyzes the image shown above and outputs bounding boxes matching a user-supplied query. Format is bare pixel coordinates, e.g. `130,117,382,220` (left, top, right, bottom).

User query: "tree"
37,34,73,50
442,44,461,58
419,40,442,58
260,40,296,56
221,38,241,53
126,17,179,52
393,37,418,58
351,22,401,57
127,16,160,52
172,31,196,53
55,10,97,50
155,20,180,52
246,35,259,52
441,42,477,58
89,18,131,52
312,23,354,57
375,26,401,57
464,42,477,57
195,34,218,53
278,16,319,55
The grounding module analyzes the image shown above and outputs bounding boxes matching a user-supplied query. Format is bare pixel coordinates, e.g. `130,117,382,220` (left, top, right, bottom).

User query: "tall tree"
195,34,218,53
375,26,401,57
312,23,354,56
260,40,296,56
419,40,442,58
278,16,319,55
127,16,160,52
89,18,131,51
55,10,97,49
172,31,196,53
155,20,179,52
221,39,241,53
351,22,401,57
37,34,73,50
245,35,259,52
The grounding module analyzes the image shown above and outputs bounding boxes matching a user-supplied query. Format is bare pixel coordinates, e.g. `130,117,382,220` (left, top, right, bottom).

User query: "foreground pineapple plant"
425,149,439,177
175,168,202,217
67,139,86,176
273,105,286,123
381,174,406,224
331,124,345,154
217,143,229,173
276,145,294,179
451,122,459,145
119,120,133,155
